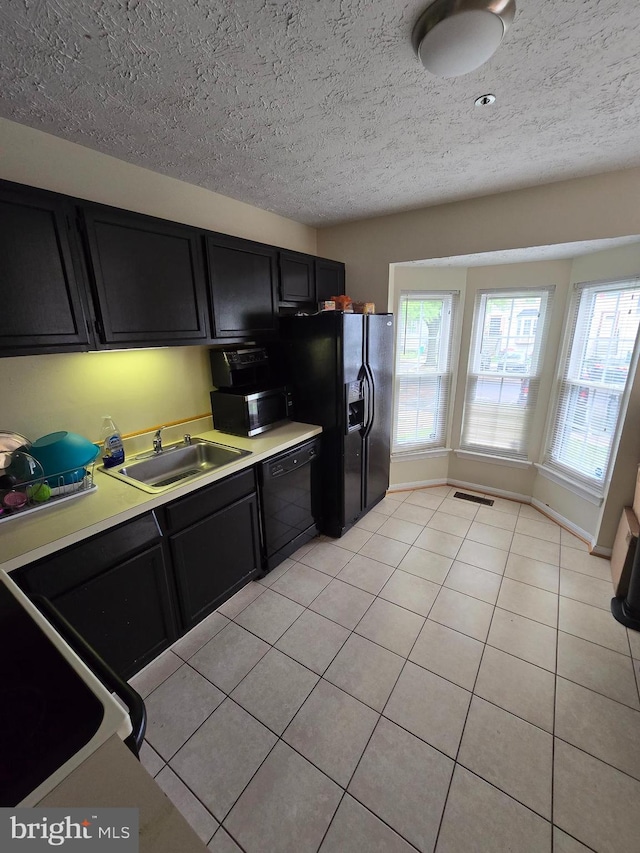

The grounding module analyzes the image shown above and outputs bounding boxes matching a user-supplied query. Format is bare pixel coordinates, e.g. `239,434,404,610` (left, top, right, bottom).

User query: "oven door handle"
28,594,146,757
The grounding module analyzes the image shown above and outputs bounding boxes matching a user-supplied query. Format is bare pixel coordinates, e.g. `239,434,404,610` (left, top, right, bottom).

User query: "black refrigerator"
279,312,394,537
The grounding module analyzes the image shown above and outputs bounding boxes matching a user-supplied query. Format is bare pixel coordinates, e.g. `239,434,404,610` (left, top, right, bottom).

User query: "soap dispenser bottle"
101,416,125,468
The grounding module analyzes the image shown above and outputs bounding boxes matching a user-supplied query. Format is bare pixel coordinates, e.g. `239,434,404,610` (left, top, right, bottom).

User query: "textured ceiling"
1,1,640,226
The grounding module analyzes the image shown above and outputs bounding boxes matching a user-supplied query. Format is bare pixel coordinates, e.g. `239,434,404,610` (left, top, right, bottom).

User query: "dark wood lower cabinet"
169,492,261,630
13,468,262,680
52,543,175,681
12,513,178,681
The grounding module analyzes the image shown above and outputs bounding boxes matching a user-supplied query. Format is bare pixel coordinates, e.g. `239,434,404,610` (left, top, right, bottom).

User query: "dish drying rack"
0,464,97,524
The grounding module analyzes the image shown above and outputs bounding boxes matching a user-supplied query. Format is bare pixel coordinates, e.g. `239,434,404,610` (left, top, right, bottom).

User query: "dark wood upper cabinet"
0,180,347,356
206,233,278,339
81,205,210,347
0,182,91,356
315,257,346,302
279,250,316,303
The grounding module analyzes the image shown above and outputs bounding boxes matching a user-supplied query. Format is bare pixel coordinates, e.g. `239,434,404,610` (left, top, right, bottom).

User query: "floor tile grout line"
432,581,499,850
553,828,598,853
555,625,632,659
551,729,640,787
454,757,553,824
551,573,560,851
554,670,640,714
446,763,556,830
168,661,350,834
436,554,503,846
314,585,444,843
155,540,621,727
153,659,632,853
144,503,624,850
246,563,614,641
556,623,640,662
318,790,424,853
438,550,555,843
129,650,186,699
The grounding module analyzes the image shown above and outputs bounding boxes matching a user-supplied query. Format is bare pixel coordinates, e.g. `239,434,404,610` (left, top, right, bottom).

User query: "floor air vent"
453,491,494,506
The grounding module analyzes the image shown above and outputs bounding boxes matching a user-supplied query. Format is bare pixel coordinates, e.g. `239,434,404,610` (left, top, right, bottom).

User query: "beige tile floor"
130,486,640,853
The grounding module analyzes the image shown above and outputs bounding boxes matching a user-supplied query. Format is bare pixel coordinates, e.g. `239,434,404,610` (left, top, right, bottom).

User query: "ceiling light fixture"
412,0,516,78
475,93,496,106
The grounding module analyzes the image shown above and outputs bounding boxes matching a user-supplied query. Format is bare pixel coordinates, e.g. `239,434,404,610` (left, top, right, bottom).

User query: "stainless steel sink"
100,438,251,494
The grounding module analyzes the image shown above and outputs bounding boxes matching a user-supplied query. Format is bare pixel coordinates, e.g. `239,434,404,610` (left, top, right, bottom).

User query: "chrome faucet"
153,427,165,454
183,434,192,445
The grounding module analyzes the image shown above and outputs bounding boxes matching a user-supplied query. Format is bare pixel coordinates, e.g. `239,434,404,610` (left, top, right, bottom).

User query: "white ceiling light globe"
418,10,505,77
412,0,517,79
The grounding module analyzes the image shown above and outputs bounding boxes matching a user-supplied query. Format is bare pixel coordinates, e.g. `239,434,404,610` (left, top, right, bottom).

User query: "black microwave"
210,386,293,437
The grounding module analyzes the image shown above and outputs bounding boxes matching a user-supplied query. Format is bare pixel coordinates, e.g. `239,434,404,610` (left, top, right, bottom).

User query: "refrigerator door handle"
363,364,375,439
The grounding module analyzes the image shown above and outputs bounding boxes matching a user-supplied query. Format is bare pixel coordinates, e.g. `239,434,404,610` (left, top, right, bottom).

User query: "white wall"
385,244,640,547
317,168,640,309
0,118,318,442
318,169,640,547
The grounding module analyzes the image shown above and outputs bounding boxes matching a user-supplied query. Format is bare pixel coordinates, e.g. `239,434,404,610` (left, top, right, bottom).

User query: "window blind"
545,279,640,490
460,287,554,459
392,291,458,454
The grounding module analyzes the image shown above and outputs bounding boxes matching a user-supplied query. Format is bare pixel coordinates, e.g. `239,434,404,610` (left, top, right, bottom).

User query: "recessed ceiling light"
475,94,496,106
412,0,516,78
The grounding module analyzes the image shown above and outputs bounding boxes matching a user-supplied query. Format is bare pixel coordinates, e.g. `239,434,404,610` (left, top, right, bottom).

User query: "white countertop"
0,421,322,573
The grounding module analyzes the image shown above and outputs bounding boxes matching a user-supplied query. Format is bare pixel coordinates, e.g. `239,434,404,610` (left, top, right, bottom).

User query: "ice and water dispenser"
346,380,365,432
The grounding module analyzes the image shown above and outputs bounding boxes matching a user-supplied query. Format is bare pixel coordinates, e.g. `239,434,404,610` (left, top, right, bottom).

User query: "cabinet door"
315,257,346,302
0,182,90,355
52,543,177,681
171,492,261,630
82,205,210,347
279,250,316,303
206,233,278,338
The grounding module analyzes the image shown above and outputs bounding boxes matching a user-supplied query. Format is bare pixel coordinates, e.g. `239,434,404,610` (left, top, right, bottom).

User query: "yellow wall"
0,347,213,444
0,118,317,442
0,118,317,251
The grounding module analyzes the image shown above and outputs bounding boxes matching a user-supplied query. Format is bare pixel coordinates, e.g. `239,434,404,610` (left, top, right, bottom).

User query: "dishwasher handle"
28,594,147,758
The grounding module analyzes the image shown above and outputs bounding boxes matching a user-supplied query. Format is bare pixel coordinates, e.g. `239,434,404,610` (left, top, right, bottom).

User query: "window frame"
459,286,554,460
542,277,640,494
391,289,459,457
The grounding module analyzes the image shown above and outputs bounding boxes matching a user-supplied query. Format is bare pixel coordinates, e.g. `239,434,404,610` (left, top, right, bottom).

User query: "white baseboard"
530,498,595,549
388,478,448,492
390,478,599,552
447,478,531,505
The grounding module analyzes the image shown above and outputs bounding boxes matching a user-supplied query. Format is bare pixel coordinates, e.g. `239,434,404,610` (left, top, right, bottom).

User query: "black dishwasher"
258,437,321,573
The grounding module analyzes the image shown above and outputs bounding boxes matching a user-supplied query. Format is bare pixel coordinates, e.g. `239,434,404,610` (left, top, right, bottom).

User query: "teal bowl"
29,432,99,484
